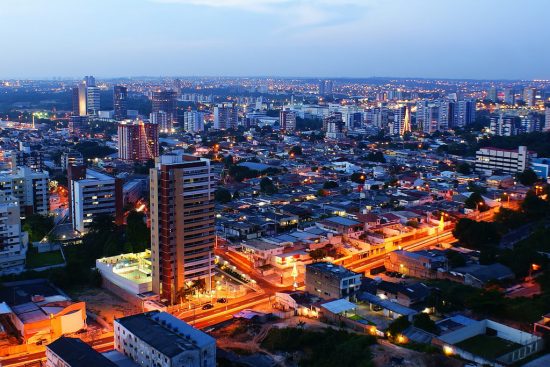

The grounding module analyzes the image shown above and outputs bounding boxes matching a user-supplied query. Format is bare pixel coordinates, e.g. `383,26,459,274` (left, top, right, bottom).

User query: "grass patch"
262,327,376,367
456,334,521,360
26,250,65,268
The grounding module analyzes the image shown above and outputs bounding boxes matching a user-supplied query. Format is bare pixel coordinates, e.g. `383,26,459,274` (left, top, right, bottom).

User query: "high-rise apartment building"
68,166,123,234
150,111,171,133
151,90,177,125
213,103,238,130
544,107,550,132
490,114,515,136
279,110,296,132
118,120,159,162
456,99,476,127
523,87,536,107
183,110,205,133
113,86,128,120
392,105,411,135
318,80,333,96
0,167,49,218
149,152,215,304
0,192,28,275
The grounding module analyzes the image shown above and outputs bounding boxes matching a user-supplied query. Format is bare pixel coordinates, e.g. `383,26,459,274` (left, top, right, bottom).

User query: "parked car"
202,303,214,310
217,298,228,303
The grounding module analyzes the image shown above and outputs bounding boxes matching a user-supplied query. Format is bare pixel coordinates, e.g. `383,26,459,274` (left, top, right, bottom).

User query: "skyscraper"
523,87,536,107
117,120,159,162
149,152,215,304
392,106,411,135
456,99,476,127
113,86,128,120
150,111,171,133
490,114,515,136
213,103,238,130
86,86,100,115
279,110,296,132
151,90,177,126
183,110,205,133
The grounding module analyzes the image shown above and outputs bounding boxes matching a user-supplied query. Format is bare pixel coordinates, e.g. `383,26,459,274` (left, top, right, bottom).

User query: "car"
202,303,214,310
217,298,228,303
372,305,383,312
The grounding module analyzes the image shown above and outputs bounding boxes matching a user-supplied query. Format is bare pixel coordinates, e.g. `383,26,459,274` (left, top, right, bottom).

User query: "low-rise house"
385,250,448,279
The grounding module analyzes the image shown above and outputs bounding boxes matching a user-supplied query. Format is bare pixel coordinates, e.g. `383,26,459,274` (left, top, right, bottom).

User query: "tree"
521,191,550,221
464,192,486,210
22,214,54,242
125,210,150,252
215,188,232,203
516,168,538,186
413,313,438,334
260,177,277,194
323,180,339,189
289,145,303,156
309,248,327,262
350,172,366,184
452,218,500,250
456,162,471,175
365,151,385,163
387,316,411,336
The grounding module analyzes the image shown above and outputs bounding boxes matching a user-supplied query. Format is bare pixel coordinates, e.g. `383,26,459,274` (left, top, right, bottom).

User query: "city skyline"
1,0,549,80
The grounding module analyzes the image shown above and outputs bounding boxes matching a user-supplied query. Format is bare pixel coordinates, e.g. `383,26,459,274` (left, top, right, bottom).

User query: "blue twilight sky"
0,0,548,80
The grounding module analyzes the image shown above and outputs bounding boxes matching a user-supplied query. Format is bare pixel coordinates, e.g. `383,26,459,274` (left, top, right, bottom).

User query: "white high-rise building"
0,192,28,275
150,111,171,133
68,166,122,234
86,86,100,115
490,114,515,136
544,107,550,132
475,146,532,175
0,167,49,218
183,110,205,133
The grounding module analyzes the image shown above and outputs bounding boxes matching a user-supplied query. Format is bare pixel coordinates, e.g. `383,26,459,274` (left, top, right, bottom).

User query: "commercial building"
305,262,362,300
384,250,448,279
0,166,49,218
113,85,128,121
86,86,101,115
475,146,533,175
114,311,216,367
46,336,118,367
150,152,215,304
68,165,123,233
0,279,86,344
455,99,476,127
96,251,152,296
118,120,159,162
279,110,296,132
0,193,28,275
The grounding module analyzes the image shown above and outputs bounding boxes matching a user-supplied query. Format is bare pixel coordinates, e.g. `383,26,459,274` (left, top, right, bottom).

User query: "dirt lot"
70,287,141,325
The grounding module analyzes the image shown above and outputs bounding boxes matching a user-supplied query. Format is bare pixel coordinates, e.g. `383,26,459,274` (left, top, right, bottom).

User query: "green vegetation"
289,145,303,156
516,168,539,186
215,187,232,203
412,313,438,334
428,280,550,323
74,141,116,159
260,177,277,194
387,315,411,336
478,131,550,157
26,248,65,269
365,151,385,163
22,214,54,242
125,211,150,253
456,335,520,360
261,327,376,367
322,180,339,189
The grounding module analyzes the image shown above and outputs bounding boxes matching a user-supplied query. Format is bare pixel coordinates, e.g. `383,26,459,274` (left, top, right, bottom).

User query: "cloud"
151,0,371,32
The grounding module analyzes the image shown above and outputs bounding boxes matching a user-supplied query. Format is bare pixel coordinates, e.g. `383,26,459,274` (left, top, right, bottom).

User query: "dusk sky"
1,0,548,80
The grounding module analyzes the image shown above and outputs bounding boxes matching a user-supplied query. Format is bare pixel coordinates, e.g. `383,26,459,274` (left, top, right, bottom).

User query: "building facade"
150,153,215,304
0,166,49,218
118,120,159,162
305,262,362,300
113,85,128,120
114,311,216,367
475,146,532,175
68,166,123,233
0,193,28,275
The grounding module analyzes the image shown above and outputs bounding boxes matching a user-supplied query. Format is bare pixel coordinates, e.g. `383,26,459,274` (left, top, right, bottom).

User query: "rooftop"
306,262,360,279
115,311,215,358
47,337,118,367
